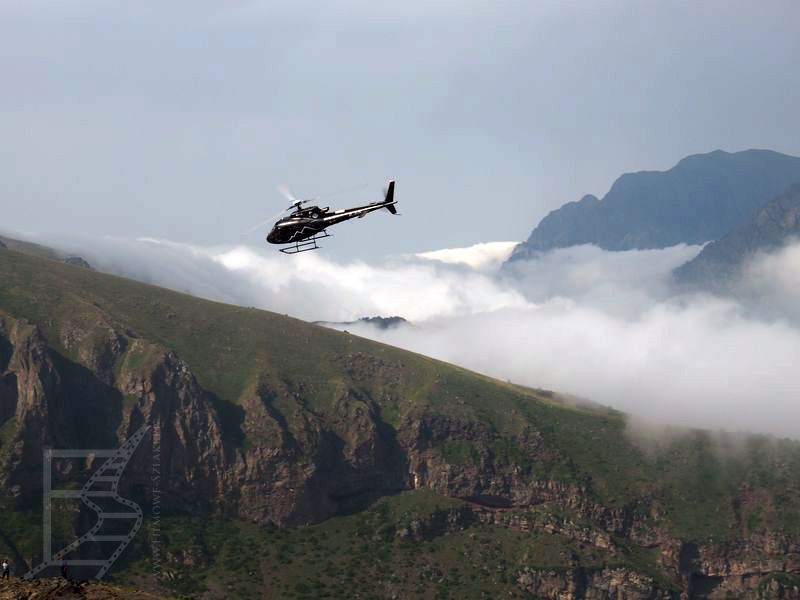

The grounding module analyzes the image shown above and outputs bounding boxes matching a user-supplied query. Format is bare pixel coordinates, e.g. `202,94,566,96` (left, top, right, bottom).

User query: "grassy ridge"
0,247,657,509
3,246,800,534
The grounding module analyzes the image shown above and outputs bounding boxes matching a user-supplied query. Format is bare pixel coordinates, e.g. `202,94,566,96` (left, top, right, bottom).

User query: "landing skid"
279,230,331,254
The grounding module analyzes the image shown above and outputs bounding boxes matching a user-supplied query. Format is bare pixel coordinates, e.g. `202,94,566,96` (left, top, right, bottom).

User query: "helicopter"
262,180,398,254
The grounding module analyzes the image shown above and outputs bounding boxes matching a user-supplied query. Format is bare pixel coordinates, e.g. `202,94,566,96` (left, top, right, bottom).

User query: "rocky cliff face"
387,499,800,599
1,318,67,501
507,149,800,263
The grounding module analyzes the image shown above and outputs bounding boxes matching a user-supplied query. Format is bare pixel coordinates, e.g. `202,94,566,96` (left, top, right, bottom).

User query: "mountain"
3,244,800,598
315,315,409,330
674,183,800,288
507,149,800,263
63,255,93,270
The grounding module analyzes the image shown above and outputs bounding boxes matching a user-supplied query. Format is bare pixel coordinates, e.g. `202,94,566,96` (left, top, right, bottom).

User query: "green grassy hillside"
0,244,643,499
2,244,800,598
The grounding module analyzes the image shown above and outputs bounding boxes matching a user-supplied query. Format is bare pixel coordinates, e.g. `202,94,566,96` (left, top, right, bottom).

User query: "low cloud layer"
19,232,800,438
736,240,800,322
45,235,527,322
415,241,518,271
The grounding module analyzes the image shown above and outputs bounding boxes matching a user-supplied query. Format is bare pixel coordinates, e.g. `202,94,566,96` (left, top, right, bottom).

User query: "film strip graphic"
25,426,150,580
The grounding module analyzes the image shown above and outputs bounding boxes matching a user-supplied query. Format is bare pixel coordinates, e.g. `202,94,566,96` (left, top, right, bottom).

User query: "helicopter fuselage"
266,196,397,245
266,209,328,244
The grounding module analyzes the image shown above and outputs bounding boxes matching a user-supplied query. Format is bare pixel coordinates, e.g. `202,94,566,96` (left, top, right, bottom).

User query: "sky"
2,0,800,258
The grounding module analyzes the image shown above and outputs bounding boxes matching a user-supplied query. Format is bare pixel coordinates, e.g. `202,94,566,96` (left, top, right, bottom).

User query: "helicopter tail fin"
383,180,397,214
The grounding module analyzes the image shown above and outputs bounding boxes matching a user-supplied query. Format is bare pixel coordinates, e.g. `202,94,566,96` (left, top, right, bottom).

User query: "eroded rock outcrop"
0,577,168,600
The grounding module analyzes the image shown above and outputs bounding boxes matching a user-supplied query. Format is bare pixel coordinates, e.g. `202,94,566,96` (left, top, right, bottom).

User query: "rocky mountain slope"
507,149,800,262
2,244,800,598
0,577,171,600
674,183,800,289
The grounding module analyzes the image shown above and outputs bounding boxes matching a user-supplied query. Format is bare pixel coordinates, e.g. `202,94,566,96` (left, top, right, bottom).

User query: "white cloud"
46,235,526,323
23,232,800,438
735,239,800,321
415,241,518,271
501,243,703,315
352,298,800,437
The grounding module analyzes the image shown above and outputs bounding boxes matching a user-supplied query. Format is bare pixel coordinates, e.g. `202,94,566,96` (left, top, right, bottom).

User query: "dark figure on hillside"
1,558,9,580
60,562,69,581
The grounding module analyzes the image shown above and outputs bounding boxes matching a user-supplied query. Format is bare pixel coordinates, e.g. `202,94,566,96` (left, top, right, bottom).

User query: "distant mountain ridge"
674,182,800,288
507,149,800,262
315,315,409,330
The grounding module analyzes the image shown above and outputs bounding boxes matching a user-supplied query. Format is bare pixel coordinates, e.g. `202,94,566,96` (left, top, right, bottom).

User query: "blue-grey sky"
2,0,799,258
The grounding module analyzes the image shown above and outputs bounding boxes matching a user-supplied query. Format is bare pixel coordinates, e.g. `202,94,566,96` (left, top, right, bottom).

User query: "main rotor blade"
240,215,279,236
240,205,291,236
278,182,367,207
315,182,368,201
277,184,299,205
